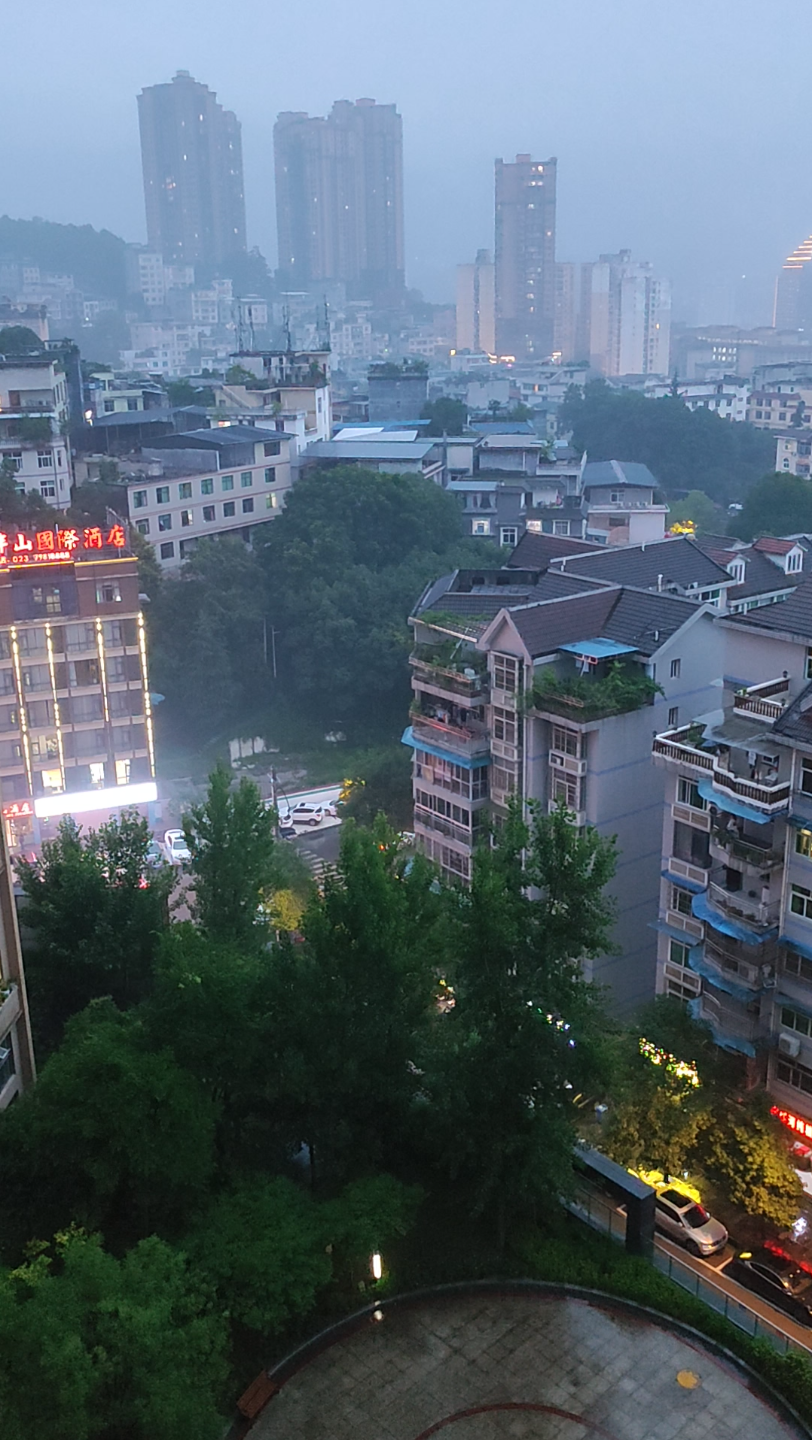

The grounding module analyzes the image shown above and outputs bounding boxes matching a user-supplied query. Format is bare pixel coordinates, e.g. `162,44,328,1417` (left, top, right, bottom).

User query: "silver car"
654,1188,728,1256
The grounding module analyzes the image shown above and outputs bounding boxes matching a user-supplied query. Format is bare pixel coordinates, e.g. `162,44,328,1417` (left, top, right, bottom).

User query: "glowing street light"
371,1252,383,1281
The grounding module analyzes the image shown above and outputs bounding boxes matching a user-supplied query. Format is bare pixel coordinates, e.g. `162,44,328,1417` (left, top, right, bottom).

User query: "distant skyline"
2,0,810,325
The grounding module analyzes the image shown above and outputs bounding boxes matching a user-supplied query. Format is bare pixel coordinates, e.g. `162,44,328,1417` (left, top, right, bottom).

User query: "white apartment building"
776,432,812,476
589,251,671,378
0,356,72,507
127,425,293,570
644,379,751,423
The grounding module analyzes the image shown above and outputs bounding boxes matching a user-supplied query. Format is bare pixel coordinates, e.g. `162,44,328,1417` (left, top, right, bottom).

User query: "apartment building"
0,356,72,507
0,524,155,858
776,432,812,476
127,425,293,570
0,816,35,1108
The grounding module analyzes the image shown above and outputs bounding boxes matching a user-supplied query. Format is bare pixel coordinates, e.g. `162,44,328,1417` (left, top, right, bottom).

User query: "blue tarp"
691,888,777,944
688,948,761,1004
650,919,704,948
401,726,489,770
559,638,636,660
696,778,774,825
687,997,757,1057
661,867,706,895
780,933,812,963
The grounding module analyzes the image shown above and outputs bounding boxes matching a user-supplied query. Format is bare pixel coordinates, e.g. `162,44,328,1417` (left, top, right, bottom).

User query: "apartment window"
677,776,705,810
264,468,275,483
670,658,681,679
797,830,812,859
669,939,690,968
242,496,254,514
39,481,56,500
492,706,517,744
31,586,62,616
671,886,693,916
241,471,253,488
116,759,131,786
223,501,235,518
178,481,192,500
792,884,812,920
552,776,578,808
203,505,215,522
784,949,812,983
201,477,214,495
180,509,193,527
37,451,53,468
500,527,518,548
668,706,679,728
776,1057,812,1095
610,491,621,503
221,475,234,492
493,653,519,693
266,494,278,510
673,819,710,869
782,1004,812,1037
159,541,175,560
552,726,579,757
492,764,517,796
89,761,105,787
133,490,148,509
136,519,150,536
158,514,172,532
96,581,121,604
803,760,812,795
472,519,490,535
264,440,280,457
553,520,570,536
155,486,169,504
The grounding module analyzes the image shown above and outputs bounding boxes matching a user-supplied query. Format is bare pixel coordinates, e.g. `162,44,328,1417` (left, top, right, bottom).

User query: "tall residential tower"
274,99,404,304
137,71,246,272
494,154,557,361
456,249,496,355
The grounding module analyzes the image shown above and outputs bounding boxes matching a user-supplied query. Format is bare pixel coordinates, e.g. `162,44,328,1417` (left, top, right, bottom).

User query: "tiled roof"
772,682,812,746
728,577,812,641
753,536,796,555
509,589,620,656
548,536,731,591
507,532,603,569
728,548,800,601
581,460,660,490
600,589,701,655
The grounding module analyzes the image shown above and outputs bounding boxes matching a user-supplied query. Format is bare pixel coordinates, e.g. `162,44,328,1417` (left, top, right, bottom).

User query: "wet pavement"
254,1291,807,1440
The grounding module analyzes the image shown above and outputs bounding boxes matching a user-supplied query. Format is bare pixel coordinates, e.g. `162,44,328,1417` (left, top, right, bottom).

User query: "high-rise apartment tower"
456,250,496,354
774,234,812,332
494,154,557,360
274,99,404,304
137,71,246,272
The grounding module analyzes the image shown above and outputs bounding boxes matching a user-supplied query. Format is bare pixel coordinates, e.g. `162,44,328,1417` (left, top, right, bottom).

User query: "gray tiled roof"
772,682,812,747
729,577,812,641
506,585,700,659
600,589,701,655
581,460,660,489
508,532,604,569
550,536,731,591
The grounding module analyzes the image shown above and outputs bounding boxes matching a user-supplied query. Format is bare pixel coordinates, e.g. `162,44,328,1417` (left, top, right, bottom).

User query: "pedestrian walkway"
253,1290,807,1439
297,847,338,889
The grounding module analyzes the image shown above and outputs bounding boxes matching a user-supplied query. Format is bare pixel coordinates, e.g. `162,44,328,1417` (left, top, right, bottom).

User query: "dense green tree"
16,813,172,1053
187,1177,331,1336
165,378,215,407
265,820,442,1182
320,1174,422,1282
560,380,774,504
425,802,616,1246
728,473,812,541
183,763,276,948
0,324,45,355
667,489,721,534
339,744,413,829
697,1099,804,1231
0,1227,227,1440
0,1002,216,1255
0,470,51,526
421,396,468,435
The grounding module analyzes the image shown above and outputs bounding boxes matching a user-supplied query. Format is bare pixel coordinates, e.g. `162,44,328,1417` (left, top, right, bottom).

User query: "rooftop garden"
411,637,487,675
526,661,662,720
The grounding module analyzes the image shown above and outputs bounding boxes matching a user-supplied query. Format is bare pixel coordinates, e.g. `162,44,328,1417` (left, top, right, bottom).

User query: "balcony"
707,873,780,930
653,726,715,773
710,765,790,815
653,726,790,814
710,827,784,872
410,656,487,703
732,676,790,723
414,805,477,848
409,709,490,759
690,990,762,1054
704,935,772,990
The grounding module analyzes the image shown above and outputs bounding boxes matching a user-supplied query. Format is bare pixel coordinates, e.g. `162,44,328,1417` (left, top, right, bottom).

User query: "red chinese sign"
0,525,126,568
2,800,33,820
771,1104,812,1141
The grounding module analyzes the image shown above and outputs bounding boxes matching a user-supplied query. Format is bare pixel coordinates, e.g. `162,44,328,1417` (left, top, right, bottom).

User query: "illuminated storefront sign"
34,780,157,820
0,525,127,568
771,1104,812,1141
1,800,33,820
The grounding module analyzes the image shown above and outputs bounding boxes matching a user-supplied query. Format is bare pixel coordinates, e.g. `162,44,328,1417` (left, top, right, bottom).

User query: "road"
291,820,342,886
655,1232,812,1353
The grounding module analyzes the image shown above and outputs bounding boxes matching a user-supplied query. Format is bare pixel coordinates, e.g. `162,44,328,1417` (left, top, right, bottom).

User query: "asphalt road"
655,1232,812,1353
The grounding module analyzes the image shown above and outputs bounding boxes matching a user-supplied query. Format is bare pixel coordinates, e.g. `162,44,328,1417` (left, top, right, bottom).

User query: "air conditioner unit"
778,1033,801,1059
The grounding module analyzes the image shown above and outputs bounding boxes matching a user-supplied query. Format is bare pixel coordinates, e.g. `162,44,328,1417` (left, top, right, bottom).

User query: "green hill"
0,217,128,300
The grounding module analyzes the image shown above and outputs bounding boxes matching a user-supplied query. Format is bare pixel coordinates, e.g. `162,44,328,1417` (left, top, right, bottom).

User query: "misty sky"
2,0,809,325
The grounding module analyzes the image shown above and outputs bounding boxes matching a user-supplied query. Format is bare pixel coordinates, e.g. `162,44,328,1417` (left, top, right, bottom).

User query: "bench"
237,1371,279,1421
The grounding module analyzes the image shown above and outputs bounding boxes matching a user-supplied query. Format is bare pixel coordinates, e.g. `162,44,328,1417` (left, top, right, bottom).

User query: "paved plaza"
255,1291,808,1440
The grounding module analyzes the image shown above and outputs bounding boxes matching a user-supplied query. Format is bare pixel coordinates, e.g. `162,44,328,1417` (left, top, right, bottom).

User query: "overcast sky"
2,0,809,323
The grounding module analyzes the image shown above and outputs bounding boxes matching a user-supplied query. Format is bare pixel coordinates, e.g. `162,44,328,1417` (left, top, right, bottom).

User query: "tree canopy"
728,473,812,541
182,762,277,949
561,381,774,504
421,396,468,435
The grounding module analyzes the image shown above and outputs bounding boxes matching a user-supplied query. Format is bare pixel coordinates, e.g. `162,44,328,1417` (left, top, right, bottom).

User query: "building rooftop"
148,424,267,449
548,535,732,593
581,459,660,490
772,682,812,747
504,585,701,660
306,439,438,461
752,536,798,555
728,576,812,642
508,532,604,570
469,420,537,435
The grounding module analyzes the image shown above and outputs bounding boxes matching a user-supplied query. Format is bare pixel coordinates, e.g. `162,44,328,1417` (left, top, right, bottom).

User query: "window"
552,726,579,757
264,468,275,483
492,707,517,744
264,440,280,457
136,519,150,535
223,501,235,518
242,496,254,514
115,759,131,786
201,477,214,495
40,479,57,500
552,776,578,808
677,776,705,810
37,451,53,468
673,819,710,869
0,1030,16,1092
493,654,519,693
96,581,121,604
203,505,215,522
500,527,518,548
782,1004,812,1037
127,398,138,411
472,519,490,535
803,760,812,795
158,514,172,532
159,541,175,560
221,475,234,491
776,1057,812,1095
670,658,681,679
155,486,169,504
241,471,253,488
668,706,679,728
178,481,192,500
104,399,115,413
40,767,62,794
610,491,621,503
553,520,570,536
266,494,278,510
788,549,803,573
784,949,812,983
180,509,193,527
792,884,812,920
89,761,105,787
669,939,690,968
133,490,148,509
671,886,692,916
798,830,812,859
31,586,62,615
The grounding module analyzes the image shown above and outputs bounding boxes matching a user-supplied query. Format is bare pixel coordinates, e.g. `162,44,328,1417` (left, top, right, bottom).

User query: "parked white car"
164,829,191,864
290,803,324,827
654,1187,728,1257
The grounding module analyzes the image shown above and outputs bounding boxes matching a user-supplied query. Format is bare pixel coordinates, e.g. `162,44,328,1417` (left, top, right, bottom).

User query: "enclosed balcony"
705,867,781,931
410,645,487,705
709,818,784,873
409,697,490,759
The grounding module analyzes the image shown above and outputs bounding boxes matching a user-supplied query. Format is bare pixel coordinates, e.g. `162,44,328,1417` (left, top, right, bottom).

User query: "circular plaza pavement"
252,1288,809,1440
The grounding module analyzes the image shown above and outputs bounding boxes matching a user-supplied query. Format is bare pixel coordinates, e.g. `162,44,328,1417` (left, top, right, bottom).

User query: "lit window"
266,494,277,509
96,581,121,604
242,497,254,514
221,475,234,491
241,472,253,488
155,486,169,504
159,541,174,560
115,759,131,786
473,519,490,535
178,482,192,500
201,477,214,495
41,767,62,794
89,761,105,787
798,830,812,859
